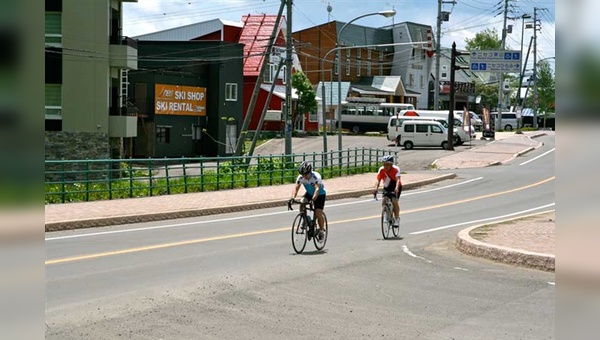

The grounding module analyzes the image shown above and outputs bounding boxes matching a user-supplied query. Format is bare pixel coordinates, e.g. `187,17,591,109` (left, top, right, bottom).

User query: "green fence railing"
45,148,395,204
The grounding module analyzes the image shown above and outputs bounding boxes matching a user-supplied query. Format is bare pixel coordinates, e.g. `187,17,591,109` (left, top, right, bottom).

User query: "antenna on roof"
326,2,332,23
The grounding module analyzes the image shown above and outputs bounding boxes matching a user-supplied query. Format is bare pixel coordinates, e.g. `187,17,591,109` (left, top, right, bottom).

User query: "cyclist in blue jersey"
291,161,327,241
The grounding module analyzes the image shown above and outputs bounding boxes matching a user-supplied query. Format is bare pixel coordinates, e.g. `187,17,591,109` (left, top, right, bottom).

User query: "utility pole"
532,7,539,129
434,0,454,110
496,0,509,131
434,0,442,110
284,0,293,154
234,2,285,156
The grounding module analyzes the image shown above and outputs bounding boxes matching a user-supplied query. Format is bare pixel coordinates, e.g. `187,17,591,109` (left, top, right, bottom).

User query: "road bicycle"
374,190,400,239
287,198,328,254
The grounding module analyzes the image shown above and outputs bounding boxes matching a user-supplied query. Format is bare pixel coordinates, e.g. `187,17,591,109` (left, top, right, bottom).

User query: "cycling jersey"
376,165,402,192
296,171,326,196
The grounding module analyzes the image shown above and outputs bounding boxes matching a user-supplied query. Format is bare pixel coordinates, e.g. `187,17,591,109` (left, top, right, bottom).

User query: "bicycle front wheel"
381,207,392,239
291,214,308,254
313,212,328,251
392,215,400,238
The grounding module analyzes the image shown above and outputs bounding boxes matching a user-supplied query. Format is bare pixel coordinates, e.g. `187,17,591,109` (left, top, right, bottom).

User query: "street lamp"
320,41,422,166
336,10,396,152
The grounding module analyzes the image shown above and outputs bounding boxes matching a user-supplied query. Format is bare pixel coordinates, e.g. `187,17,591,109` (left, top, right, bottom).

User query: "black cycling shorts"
304,193,326,210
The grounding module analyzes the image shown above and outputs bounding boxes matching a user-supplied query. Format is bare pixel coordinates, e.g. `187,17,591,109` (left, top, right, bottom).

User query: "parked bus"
340,102,416,134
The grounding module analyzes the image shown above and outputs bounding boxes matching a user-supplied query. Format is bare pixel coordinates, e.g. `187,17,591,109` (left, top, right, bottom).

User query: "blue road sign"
469,50,521,73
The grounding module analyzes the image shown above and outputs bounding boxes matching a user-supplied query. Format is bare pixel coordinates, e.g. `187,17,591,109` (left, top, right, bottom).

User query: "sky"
123,0,555,74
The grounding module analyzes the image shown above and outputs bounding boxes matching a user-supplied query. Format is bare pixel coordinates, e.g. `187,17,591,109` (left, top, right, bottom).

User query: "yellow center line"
46,176,554,265
46,228,288,265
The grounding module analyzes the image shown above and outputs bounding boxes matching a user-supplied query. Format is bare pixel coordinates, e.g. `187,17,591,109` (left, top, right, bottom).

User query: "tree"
291,71,317,129
534,60,555,113
464,28,503,51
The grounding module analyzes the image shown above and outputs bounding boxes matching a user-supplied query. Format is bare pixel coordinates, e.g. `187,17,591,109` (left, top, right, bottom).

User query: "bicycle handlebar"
287,198,313,211
374,189,395,201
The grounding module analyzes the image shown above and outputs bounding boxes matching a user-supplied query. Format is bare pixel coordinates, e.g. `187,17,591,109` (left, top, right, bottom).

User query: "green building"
129,40,244,157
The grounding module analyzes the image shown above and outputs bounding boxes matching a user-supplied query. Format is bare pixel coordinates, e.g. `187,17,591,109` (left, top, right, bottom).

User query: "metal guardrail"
45,148,393,204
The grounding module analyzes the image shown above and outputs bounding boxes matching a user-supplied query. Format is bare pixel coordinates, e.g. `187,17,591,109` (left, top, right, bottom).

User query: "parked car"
396,120,450,150
490,112,518,131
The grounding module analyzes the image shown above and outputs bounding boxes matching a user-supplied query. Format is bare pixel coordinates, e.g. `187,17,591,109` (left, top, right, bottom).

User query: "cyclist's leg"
392,189,401,225
314,194,326,231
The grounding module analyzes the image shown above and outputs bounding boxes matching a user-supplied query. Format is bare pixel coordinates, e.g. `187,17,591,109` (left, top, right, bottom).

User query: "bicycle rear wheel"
291,214,308,254
313,212,328,251
381,206,392,239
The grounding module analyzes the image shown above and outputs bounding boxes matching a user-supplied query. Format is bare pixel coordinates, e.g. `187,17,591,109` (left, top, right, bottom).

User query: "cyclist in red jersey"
373,155,402,228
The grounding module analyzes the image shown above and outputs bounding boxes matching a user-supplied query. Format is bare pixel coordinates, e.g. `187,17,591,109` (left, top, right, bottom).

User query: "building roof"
134,18,243,41
355,76,409,96
239,14,286,77
315,81,352,105
259,84,299,100
334,21,393,50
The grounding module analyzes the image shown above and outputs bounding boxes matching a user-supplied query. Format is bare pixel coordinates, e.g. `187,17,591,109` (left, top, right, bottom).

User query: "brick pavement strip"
455,211,555,272
44,172,456,232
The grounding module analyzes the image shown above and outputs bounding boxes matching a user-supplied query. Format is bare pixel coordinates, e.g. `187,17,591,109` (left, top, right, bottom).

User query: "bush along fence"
45,148,395,204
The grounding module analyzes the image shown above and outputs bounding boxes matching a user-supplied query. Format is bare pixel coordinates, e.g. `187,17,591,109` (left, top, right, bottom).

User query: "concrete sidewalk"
45,131,554,271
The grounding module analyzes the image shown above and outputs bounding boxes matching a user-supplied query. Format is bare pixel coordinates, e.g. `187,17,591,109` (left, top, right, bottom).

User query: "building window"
265,64,274,83
420,75,424,89
441,65,448,79
156,126,171,143
356,60,361,77
45,84,62,119
346,47,351,57
226,83,238,101
409,74,414,87
379,63,383,75
334,56,339,75
366,61,372,76
346,58,351,76
368,49,372,60
281,66,287,84
45,12,62,46
357,48,361,59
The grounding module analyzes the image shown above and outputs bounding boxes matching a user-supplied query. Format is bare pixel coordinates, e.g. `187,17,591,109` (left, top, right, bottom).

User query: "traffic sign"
469,50,521,73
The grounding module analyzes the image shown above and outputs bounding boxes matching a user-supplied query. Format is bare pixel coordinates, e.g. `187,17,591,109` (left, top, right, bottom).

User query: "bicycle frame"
375,190,400,239
288,198,328,253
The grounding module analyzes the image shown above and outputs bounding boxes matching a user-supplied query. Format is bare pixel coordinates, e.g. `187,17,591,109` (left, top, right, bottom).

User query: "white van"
387,116,458,146
490,112,518,131
398,110,476,145
397,120,450,150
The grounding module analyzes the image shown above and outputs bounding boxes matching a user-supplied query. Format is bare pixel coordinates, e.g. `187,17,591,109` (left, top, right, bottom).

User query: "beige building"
45,0,138,160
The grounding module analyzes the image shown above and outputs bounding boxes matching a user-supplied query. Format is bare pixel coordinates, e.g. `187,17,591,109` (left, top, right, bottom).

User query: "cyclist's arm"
373,178,382,196
312,182,323,200
291,182,301,199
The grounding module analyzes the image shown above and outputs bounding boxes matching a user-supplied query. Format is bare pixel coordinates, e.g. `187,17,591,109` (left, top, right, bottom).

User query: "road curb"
455,221,555,272
45,173,456,232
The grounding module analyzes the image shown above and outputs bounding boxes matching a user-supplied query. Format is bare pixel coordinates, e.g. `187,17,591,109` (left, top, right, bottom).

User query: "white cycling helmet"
298,161,312,175
381,155,394,164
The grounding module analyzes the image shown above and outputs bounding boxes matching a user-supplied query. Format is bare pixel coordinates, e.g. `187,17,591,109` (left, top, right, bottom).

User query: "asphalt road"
45,134,555,339
254,133,490,171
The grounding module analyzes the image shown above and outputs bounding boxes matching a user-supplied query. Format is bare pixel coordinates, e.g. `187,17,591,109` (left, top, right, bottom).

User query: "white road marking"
410,203,555,235
402,245,432,263
548,282,555,286
46,177,484,241
454,267,469,271
402,177,483,196
520,148,555,166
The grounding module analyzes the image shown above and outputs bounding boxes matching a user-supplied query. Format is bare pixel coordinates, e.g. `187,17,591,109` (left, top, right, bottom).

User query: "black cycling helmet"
382,155,394,164
298,161,312,175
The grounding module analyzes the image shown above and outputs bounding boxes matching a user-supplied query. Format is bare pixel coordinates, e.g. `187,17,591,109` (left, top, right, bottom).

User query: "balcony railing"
109,35,137,49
